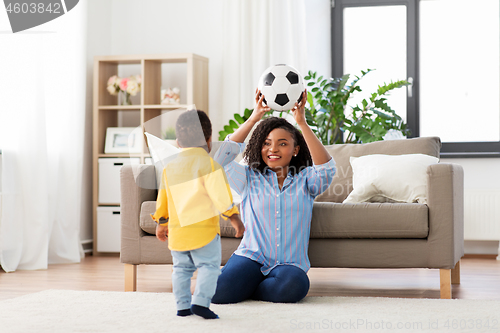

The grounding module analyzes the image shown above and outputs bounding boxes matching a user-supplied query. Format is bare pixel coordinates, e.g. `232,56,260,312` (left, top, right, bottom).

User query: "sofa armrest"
426,163,464,268
120,164,157,264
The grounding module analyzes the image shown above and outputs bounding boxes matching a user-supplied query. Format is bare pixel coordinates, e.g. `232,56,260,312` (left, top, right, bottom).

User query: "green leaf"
218,131,228,141
229,119,239,129
361,99,368,109
304,75,311,80
307,91,316,113
311,87,320,92
338,74,350,91
377,80,409,95
307,82,315,87
224,125,233,133
373,110,392,120
244,108,253,119
234,114,245,124
373,99,395,114
320,79,328,87
316,113,327,124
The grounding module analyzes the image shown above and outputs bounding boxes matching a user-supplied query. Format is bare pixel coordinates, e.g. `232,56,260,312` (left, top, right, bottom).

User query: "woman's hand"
227,88,271,143
250,88,271,123
291,90,307,126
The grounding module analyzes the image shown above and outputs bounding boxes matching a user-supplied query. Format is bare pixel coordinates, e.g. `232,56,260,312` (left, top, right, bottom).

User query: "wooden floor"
1,256,499,301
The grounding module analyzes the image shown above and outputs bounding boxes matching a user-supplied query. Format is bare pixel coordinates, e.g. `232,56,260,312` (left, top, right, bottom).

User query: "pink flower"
119,78,129,91
107,75,118,86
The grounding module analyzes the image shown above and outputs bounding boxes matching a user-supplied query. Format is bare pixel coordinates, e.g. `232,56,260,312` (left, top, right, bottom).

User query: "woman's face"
261,128,299,174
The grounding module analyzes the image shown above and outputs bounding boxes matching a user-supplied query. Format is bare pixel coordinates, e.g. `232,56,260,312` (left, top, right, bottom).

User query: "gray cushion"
141,201,428,239
140,201,158,235
140,201,241,237
315,137,441,203
310,202,429,239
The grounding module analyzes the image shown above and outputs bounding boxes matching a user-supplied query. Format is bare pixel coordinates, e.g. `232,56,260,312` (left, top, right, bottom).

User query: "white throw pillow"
343,154,439,204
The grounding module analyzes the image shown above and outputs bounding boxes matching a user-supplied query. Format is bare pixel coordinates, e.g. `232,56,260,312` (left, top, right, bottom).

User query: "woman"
212,89,336,303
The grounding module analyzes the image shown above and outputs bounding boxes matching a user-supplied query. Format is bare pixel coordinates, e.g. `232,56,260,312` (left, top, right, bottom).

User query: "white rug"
0,290,499,333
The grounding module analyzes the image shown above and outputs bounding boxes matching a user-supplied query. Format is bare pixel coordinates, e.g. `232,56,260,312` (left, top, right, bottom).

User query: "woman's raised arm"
292,90,332,165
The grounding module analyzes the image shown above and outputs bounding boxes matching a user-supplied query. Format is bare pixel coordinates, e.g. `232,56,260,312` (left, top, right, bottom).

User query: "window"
332,0,500,157
343,4,408,123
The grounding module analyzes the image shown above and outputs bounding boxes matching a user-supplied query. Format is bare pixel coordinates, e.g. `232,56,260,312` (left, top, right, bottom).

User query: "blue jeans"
212,254,310,304
171,234,221,310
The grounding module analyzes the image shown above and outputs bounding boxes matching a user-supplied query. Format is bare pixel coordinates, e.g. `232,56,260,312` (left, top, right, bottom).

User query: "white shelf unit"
92,53,209,254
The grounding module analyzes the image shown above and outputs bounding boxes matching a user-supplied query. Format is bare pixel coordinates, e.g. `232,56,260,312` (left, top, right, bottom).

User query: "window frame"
331,0,500,158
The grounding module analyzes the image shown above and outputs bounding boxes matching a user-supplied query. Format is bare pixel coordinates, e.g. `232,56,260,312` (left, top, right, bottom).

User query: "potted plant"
219,69,410,144
304,69,410,144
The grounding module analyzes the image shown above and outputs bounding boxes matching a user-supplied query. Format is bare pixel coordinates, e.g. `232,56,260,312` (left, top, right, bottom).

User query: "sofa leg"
451,260,461,285
439,269,452,299
125,264,137,292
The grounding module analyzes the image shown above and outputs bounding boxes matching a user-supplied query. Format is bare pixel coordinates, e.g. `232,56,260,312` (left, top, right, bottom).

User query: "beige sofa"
120,136,464,298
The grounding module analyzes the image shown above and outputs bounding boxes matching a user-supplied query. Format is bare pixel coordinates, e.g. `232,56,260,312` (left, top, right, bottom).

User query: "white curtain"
221,0,308,123
0,2,87,272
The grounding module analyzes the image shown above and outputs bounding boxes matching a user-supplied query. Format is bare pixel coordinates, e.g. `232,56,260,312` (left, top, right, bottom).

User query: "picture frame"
104,127,142,154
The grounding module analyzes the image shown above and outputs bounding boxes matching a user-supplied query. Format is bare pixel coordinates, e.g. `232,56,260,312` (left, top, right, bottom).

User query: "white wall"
441,157,500,255
305,0,332,80
90,0,226,127
83,1,500,256
0,152,2,193
81,1,114,246
82,0,332,245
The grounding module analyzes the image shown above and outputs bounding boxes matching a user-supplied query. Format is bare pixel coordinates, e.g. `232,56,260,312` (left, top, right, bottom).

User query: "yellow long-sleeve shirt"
151,147,239,251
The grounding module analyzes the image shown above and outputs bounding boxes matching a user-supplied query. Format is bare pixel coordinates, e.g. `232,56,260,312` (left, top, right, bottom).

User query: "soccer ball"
257,64,305,111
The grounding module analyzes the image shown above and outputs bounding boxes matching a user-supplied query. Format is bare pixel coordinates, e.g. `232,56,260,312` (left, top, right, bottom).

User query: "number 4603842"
6,2,61,14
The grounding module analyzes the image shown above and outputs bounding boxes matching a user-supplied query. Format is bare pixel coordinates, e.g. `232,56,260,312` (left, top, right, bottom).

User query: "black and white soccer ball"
257,64,305,111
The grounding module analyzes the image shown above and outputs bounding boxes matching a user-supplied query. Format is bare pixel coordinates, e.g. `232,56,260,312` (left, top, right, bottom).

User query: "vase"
120,91,132,105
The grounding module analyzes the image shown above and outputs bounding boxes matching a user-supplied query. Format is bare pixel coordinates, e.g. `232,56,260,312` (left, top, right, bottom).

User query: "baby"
151,110,244,319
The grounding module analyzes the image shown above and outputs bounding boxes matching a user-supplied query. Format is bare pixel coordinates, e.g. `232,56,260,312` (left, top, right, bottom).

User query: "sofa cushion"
142,201,428,239
140,201,158,235
310,202,429,239
315,136,441,203
140,201,241,237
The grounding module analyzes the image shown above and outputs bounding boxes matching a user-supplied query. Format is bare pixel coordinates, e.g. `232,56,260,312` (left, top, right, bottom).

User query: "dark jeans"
211,254,310,304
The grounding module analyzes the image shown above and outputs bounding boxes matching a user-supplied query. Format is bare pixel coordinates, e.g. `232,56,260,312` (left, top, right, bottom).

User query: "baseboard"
463,254,498,259
464,240,499,256
85,252,120,258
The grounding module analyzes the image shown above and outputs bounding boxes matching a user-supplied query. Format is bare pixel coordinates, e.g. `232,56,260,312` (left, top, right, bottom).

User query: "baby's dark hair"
244,117,312,175
175,110,212,148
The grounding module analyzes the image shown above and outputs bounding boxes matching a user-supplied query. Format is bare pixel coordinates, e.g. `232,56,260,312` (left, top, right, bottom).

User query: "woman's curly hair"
243,117,312,175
